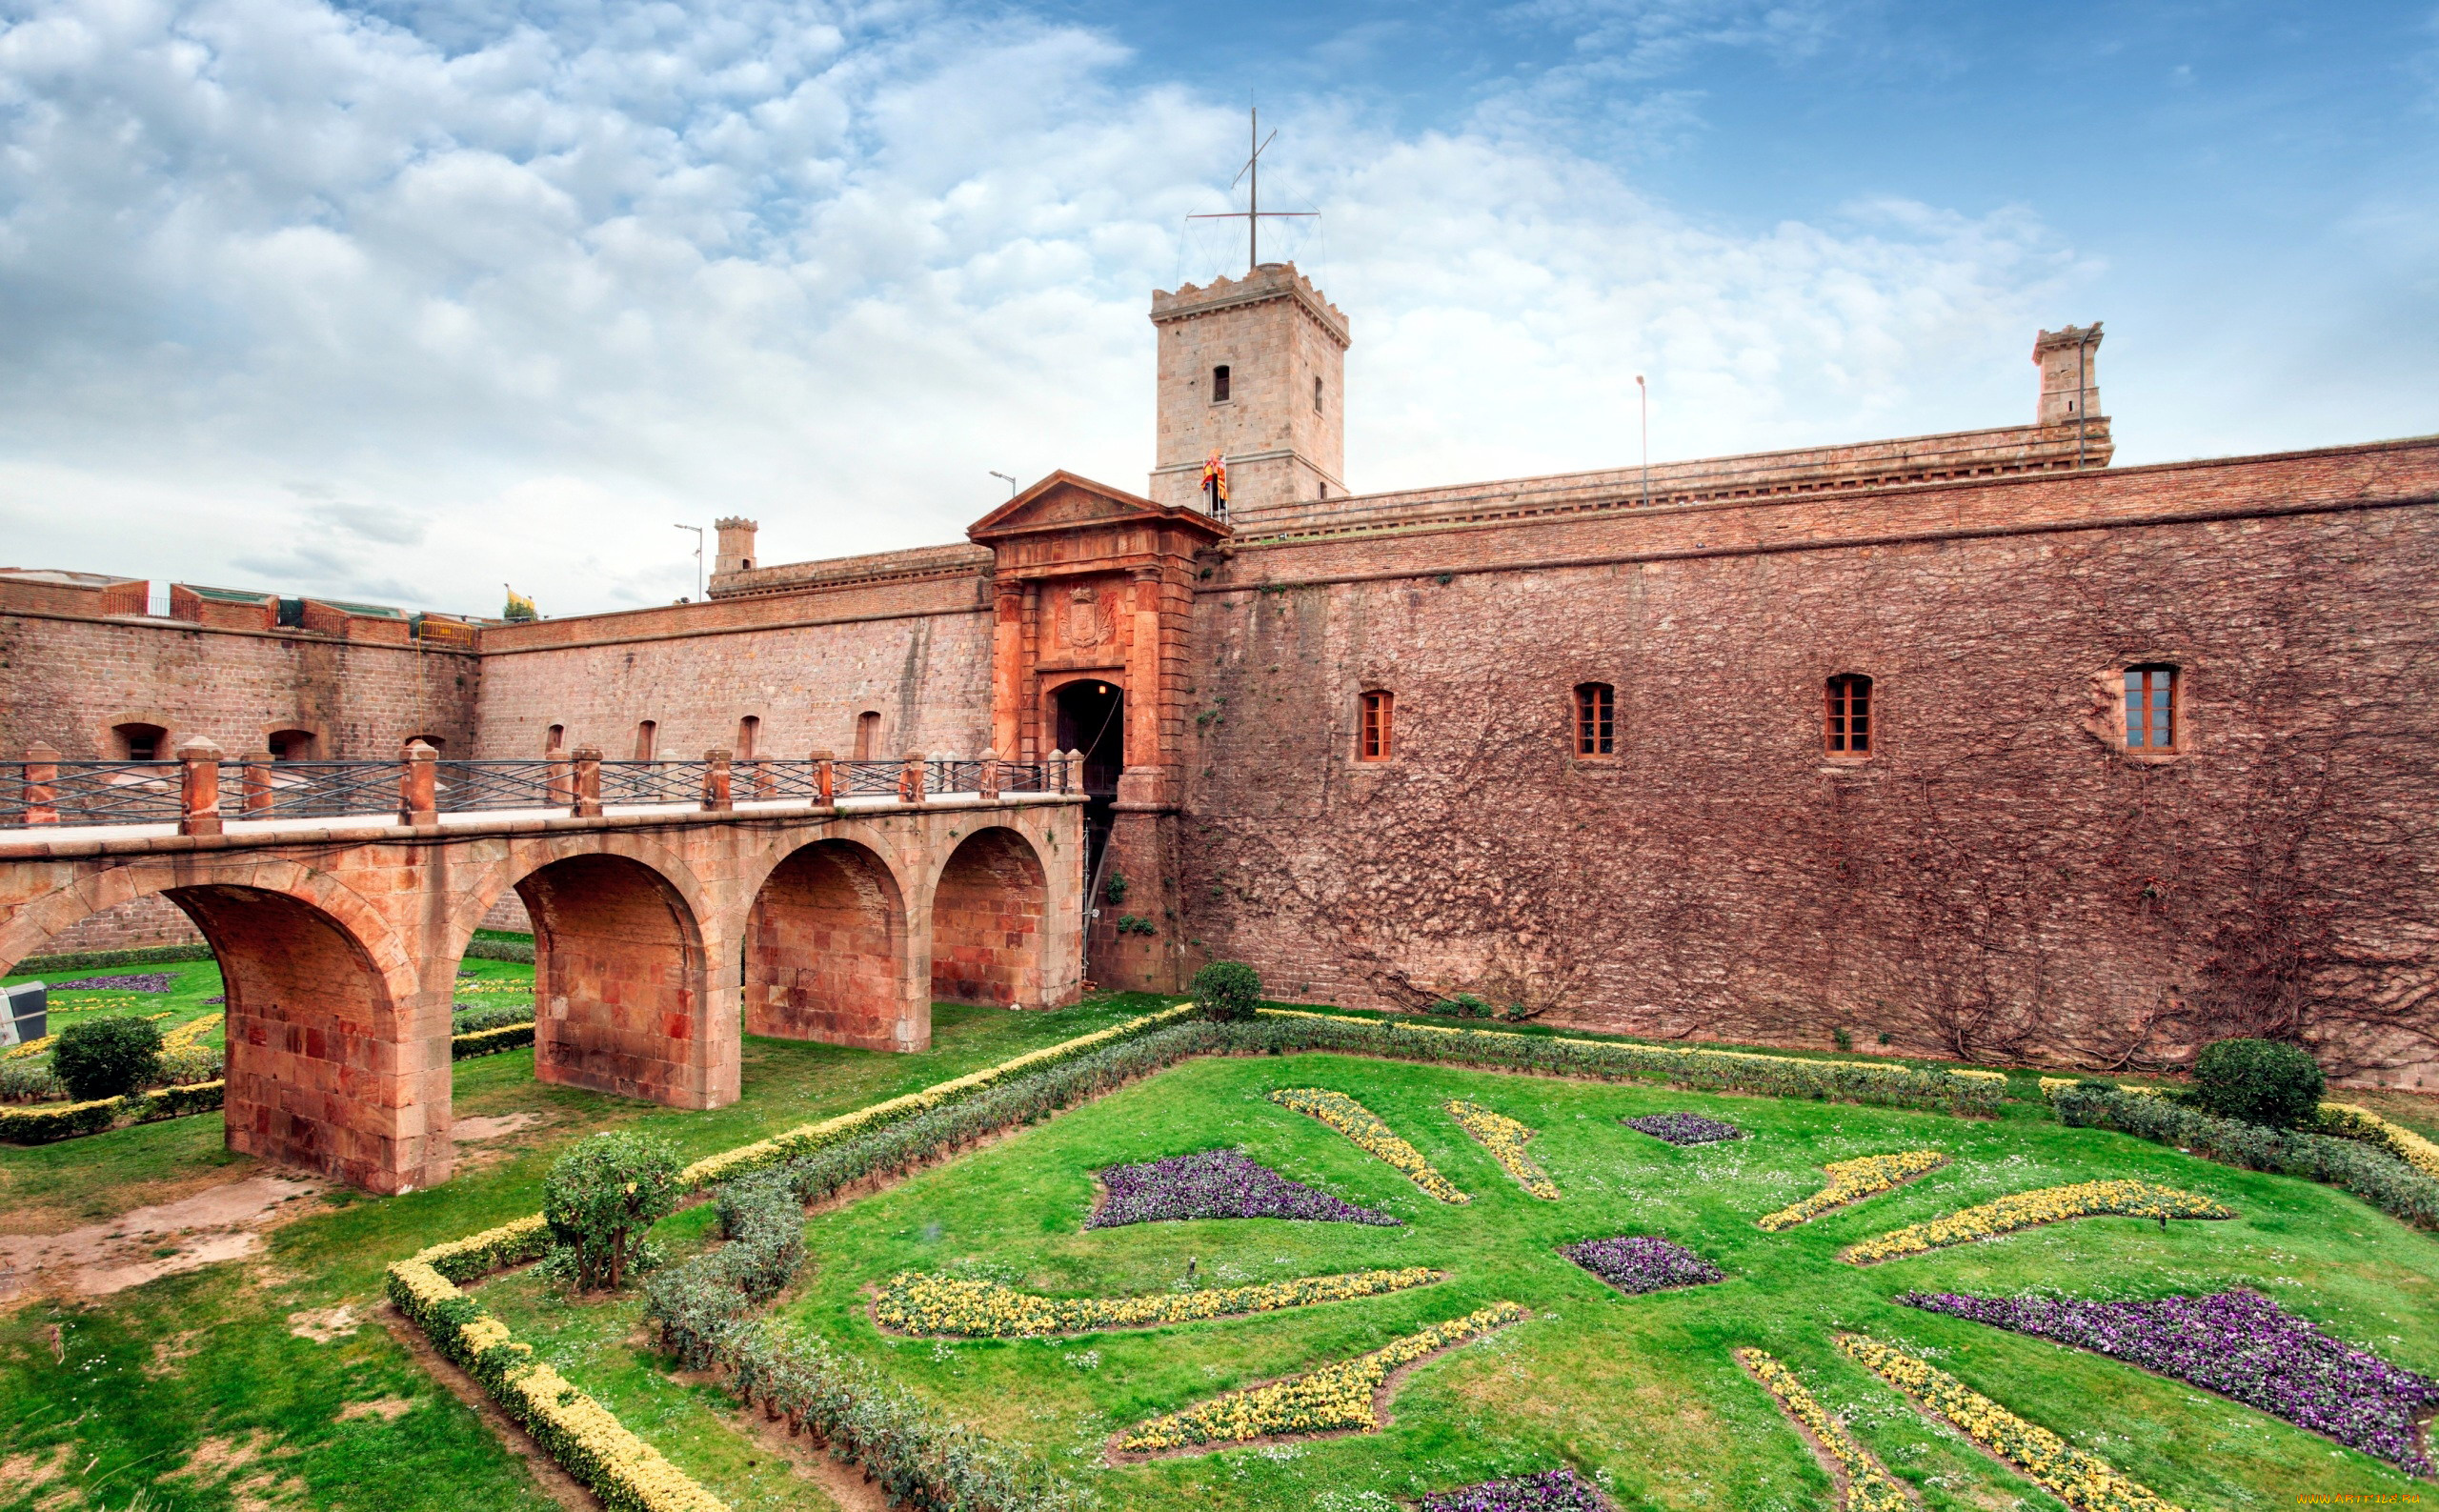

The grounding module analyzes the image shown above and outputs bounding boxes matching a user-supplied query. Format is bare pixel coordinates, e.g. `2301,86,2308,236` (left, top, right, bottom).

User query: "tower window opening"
1825,675,1872,756
736,715,759,758
2126,665,2178,751
114,722,168,761
545,724,565,752
855,711,881,760
1211,365,1231,403
267,729,315,761
1314,375,1323,413
634,720,657,760
1359,691,1395,761
1574,683,1615,756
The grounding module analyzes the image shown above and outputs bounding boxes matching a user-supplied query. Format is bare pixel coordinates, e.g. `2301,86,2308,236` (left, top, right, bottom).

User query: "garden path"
0,1171,320,1301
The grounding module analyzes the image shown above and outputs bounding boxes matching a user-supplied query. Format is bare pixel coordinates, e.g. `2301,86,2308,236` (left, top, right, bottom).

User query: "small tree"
53,1016,164,1101
2191,1038,2325,1129
542,1131,681,1291
1192,960,1262,1022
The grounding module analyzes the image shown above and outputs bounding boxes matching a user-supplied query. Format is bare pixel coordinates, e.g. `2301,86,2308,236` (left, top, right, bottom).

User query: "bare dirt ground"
0,1173,325,1304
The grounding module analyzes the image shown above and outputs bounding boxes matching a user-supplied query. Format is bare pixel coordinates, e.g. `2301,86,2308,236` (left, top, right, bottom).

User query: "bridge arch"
929,826,1051,1011
741,837,914,1052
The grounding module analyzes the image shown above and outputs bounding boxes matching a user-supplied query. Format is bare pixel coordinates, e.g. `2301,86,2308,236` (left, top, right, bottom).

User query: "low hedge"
10,943,216,973
465,937,536,964
0,1095,120,1144
452,1022,536,1059
2052,1083,2439,1231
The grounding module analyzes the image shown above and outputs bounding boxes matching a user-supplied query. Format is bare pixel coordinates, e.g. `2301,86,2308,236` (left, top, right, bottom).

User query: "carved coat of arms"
1064,586,1109,649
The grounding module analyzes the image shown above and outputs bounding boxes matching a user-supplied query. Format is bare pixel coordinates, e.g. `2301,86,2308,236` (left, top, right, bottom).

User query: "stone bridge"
0,771,1086,1194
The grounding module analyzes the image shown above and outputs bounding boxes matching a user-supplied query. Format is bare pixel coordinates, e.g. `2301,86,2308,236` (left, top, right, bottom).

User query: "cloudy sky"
1,0,2431,616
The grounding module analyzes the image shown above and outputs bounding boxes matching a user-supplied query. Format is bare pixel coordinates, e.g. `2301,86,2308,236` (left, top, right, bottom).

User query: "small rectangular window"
1575,683,1615,756
635,719,657,760
1359,691,1394,761
736,715,759,758
2126,665,2177,751
1825,675,1872,756
1211,364,1231,403
1314,375,1323,413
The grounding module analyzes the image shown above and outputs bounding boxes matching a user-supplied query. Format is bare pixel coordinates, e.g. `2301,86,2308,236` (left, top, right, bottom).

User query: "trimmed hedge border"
9,943,217,974
453,1022,537,1059
2051,1084,2439,1231
466,937,537,964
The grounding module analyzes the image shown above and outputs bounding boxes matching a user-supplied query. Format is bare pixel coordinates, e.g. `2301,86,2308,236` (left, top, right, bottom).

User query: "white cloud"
0,0,2088,617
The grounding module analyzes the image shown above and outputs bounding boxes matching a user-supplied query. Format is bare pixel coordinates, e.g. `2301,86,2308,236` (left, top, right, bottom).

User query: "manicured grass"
0,982,1171,1512
758,1054,2439,1511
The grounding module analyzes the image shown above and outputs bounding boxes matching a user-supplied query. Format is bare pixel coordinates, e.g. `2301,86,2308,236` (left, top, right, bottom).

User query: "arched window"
1211,364,1231,403
736,715,760,758
634,720,656,760
1574,683,1615,756
2126,665,2178,751
113,722,167,761
854,711,882,761
545,724,565,753
266,729,315,761
1359,691,1395,761
1824,675,1872,756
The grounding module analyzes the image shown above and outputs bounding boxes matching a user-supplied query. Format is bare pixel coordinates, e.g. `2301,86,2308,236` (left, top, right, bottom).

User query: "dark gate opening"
1053,679,1123,877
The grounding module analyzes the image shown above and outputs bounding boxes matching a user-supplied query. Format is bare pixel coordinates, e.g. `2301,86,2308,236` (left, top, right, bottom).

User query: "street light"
1636,374,1650,507
674,523,703,600
988,471,1018,496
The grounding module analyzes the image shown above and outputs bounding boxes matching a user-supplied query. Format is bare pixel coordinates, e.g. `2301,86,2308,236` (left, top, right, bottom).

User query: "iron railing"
1,753,1079,832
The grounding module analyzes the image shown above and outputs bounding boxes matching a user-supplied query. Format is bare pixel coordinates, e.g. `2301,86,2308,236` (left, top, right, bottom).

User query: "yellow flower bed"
1268,1087,1469,1203
1735,1348,1911,1512
1116,1301,1528,1453
1843,1180,2233,1264
51,994,146,1012
876,1266,1441,1338
454,979,534,995
2321,1102,2439,1179
1837,1334,2185,1512
1757,1151,1946,1231
4,1035,53,1060
683,1003,1199,1187
161,1016,215,1053
1444,1099,1560,1200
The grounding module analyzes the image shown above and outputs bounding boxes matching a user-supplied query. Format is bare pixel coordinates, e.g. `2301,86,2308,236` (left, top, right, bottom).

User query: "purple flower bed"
1420,1467,1611,1511
1623,1112,1745,1146
50,973,177,993
1562,1235,1724,1295
1088,1148,1399,1228
1902,1288,2439,1475
202,994,226,1005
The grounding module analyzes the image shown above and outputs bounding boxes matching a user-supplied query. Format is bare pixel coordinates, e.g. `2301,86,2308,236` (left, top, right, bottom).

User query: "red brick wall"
0,612,478,759
931,827,1047,1007
34,893,206,956
522,854,706,1101
1177,441,2439,1089
745,841,902,1048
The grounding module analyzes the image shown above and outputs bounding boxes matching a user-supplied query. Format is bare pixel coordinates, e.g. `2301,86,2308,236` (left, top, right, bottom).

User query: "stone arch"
930,826,1050,1010
444,829,719,975
514,851,719,1108
743,837,914,1052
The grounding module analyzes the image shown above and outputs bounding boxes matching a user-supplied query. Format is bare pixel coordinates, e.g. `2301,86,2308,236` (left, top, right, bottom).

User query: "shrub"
156,1043,224,1085
1190,959,1262,1020
2193,1038,2325,1129
52,1016,163,1101
0,1096,120,1144
543,1132,681,1291
453,1002,536,1035
1432,993,1495,1019
0,1058,64,1103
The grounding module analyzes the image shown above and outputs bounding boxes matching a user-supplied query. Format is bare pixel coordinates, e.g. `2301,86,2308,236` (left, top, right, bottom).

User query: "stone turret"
1147,262,1349,514
2034,323,2104,428
713,517,758,576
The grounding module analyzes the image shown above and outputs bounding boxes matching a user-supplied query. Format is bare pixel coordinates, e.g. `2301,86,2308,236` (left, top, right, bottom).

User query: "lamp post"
1636,374,1650,507
989,471,1018,497
673,524,703,600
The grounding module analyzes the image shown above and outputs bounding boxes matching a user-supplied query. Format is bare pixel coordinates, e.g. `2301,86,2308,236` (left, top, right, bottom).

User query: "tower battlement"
1148,261,1349,514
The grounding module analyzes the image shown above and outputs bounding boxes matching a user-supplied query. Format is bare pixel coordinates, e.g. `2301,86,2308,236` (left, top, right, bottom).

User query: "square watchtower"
1147,262,1350,514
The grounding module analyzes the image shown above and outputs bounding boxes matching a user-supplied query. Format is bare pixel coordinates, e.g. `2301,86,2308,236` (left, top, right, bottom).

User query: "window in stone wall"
736,715,760,758
634,720,656,760
113,722,167,761
2125,664,2179,752
1574,683,1616,756
1314,374,1323,413
1359,690,1395,761
855,711,882,761
1824,674,1872,756
1211,364,1231,403
546,724,565,753
267,729,315,761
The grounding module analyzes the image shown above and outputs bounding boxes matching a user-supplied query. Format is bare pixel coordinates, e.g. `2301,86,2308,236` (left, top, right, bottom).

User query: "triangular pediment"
968,471,1229,543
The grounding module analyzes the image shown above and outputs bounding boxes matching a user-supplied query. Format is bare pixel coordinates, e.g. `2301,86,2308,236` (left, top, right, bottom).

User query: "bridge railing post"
20,743,59,826
808,749,835,806
1061,748,1083,794
546,747,573,807
243,752,274,816
572,746,603,817
978,748,1000,800
177,737,224,837
898,750,927,805
702,749,734,812
399,740,439,828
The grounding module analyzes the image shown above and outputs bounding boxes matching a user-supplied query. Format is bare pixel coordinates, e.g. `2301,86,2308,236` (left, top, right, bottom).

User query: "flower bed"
874,1265,1441,1338
1268,1087,1469,1203
1560,1235,1723,1296
1088,1147,1399,1227
1113,1301,1528,1454
1837,1333,2186,1512
1417,1467,1614,1511
2318,1102,2439,1180
1758,1151,1947,1231
48,973,177,993
1843,1180,2233,1265
1899,1288,2439,1475
1446,1099,1560,1199
1622,1111,1745,1146
1735,1348,1912,1512
452,1022,537,1060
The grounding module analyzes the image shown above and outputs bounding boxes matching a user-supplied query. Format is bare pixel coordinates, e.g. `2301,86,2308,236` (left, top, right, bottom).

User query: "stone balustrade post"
177,737,224,837
243,752,274,816
572,746,603,818
978,747,1000,800
21,743,59,826
809,749,836,806
898,750,927,805
1061,748,1084,794
702,749,734,812
398,739,439,828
